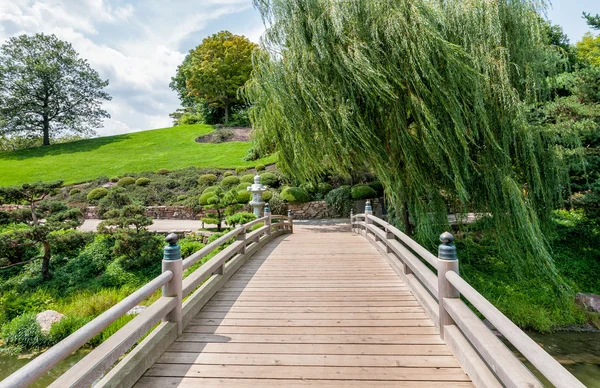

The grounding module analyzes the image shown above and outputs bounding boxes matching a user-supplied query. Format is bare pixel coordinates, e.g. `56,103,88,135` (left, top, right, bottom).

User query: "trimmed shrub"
226,212,256,227
368,181,384,197
49,315,90,344
203,185,219,194
69,188,81,196
262,190,273,201
156,168,170,175
280,187,311,204
109,177,119,182
199,192,216,205
351,184,377,200
220,176,241,188
86,187,109,201
268,190,287,215
198,174,218,185
236,166,248,175
237,190,251,203
116,177,136,187
326,186,353,215
241,174,255,183
237,182,250,191
255,164,266,171
2,313,50,349
318,182,333,196
260,172,279,188
135,178,151,186
223,171,233,177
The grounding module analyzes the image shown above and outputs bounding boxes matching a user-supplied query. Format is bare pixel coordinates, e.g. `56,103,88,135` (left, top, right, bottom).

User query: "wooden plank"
221,287,409,292
176,333,443,344
195,312,429,320
158,352,460,367
135,377,475,387
204,300,421,307
144,364,471,381
201,306,426,313
190,318,435,327
168,342,452,355
184,326,440,335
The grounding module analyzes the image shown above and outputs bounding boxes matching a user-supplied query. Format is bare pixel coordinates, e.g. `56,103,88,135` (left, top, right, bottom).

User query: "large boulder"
575,293,600,312
36,310,65,333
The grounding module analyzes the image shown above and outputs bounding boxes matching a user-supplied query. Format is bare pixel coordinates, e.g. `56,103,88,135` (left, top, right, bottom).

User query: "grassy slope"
0,124,275,186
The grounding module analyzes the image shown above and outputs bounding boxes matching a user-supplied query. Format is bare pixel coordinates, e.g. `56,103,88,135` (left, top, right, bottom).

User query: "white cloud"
0,0,257,136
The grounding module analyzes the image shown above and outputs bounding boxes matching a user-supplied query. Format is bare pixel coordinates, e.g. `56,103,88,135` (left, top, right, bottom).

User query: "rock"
575,293,600,312
36,310,65,333
127,306,147,315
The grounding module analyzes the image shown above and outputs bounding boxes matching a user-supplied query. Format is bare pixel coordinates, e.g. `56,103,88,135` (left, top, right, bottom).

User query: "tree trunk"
402,201,413,237
41,240,51,280
30,202,38,225
224,104,229,126
42,116,50,146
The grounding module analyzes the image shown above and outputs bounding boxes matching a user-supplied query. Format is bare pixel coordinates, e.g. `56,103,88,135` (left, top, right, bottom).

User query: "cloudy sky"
0,0,597,137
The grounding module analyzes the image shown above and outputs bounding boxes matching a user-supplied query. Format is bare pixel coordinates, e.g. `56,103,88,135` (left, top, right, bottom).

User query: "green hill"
0,124,274,186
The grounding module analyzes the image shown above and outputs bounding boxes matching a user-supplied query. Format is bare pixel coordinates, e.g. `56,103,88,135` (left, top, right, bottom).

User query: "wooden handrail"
352,212,585,388
1,213,293,388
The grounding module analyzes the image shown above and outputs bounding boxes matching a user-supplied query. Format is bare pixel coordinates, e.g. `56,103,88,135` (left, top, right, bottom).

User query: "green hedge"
368,181,384,197
280,187,311,204
325,186,353,215
260,172,279,187
198,174,218,185
237,182,250,191
135,177,151,186
255,164,266,171
263,190,273,201
86,187,109,201
202,185,219,194
156,168,170,175
223,171,233,177
351,184,377,200
199,192,216,205
236,166,248,175
69,188,81,196
220,175,241,188
241,174,255,183
116,177,135,187
237,190,252,203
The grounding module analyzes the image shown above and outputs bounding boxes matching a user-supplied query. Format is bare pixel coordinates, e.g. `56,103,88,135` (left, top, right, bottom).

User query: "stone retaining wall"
287,198,385,220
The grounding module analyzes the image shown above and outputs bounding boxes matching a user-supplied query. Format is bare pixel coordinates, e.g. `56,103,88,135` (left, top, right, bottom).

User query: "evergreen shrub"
280,187,311,204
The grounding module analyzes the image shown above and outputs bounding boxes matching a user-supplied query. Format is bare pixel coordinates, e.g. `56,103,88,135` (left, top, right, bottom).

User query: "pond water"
0,331,598,387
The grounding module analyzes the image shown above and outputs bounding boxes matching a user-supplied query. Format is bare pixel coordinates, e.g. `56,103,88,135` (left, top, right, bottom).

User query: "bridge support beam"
437,232,459,340
162,233,183,336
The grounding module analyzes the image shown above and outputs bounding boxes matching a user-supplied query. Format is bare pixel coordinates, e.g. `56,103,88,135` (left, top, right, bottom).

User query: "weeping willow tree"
246,0,568,287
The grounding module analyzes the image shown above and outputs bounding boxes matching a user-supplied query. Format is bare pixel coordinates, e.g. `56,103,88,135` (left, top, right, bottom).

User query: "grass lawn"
0,124,275,186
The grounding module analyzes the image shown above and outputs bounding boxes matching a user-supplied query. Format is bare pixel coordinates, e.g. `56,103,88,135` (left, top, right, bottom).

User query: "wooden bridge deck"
134,223,473,387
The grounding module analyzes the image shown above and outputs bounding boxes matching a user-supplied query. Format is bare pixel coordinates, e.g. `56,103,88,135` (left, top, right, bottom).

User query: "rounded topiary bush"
260,172,279,187
318,182,333,196
109,177,119,183
237,182,250,191
198,174,218,186
156,168,170,175
255,164,266,171
223,171,233,177
262,190,273,201
241,174,255,183
236,166,248,175
199,192,216,205
368,181,384,197
325,186,353,215
135,178,151,186
220,176,240,188
280,187,311,204
203,185,219,194
87,187,109,201
69,188,81,196
117,177,136,187
237,190,252,203
351,184,377,200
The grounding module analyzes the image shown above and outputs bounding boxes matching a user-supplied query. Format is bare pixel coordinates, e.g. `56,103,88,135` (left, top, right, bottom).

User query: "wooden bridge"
0,208,586,388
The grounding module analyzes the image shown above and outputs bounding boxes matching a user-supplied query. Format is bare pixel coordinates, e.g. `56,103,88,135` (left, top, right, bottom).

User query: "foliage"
179,238,205,258
262,190,273,202
97,189,132,217
116,177,135,187
226,211,256,227
48,230,93,257
325,186,353,215
266,190,287,215
247,0,568,287
259,172,279,187
178,31,257,124
0,33,111,146
280,187,311,204
241,174,255,183
243,145,262,161
584,12,600,30
202,185,219,194
135,178,151,187
156,169,169,175
223,171,233,177
86,187,109,201
576,33,600,66
198,174,218,185
1,312,49,349
368,181,385,197
351,184,378,200
255,164,265,171
169,104,205,126
236,166,248,175
202,188,240,231
48,315,89,343
199,192,216,205
236,190,251,203
212,127,234,143
69,188,81,196
220,175,241,188
0,124,275,186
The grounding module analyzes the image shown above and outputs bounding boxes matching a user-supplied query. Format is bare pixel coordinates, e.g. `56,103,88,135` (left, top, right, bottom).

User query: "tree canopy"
0,33,111,146
247,0,567,286
171,31,257,124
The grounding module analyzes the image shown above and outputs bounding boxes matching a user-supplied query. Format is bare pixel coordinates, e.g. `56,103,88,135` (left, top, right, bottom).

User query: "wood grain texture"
134,224,472,387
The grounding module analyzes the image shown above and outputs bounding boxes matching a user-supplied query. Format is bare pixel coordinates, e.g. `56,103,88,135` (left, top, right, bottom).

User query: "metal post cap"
287,209,292,217
264,202,271,213
365,200,372,211
438,232,457,261
164,233,181,261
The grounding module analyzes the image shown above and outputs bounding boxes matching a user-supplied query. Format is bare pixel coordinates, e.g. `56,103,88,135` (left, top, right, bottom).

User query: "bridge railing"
1,212,293,388
352,210,584,388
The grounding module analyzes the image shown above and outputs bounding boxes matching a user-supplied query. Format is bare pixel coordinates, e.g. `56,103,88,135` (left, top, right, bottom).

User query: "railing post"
287,209,294,233
437,231,459,339
162,233,182,336
364,200,373,235
264,202,272,240
237,224,247,256
350,209,354,233
384,225,394,254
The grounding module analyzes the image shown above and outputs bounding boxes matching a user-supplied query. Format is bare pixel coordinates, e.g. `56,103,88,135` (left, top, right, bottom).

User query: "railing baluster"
162,233,183,335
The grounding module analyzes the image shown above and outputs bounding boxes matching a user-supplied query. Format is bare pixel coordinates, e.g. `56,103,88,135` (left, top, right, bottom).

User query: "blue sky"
0,0,597,137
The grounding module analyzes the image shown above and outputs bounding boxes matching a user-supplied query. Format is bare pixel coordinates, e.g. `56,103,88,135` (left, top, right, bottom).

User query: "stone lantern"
247,174,268,217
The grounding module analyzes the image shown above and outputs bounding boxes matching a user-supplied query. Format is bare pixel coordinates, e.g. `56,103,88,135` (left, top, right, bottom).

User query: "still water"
0,331,598,387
